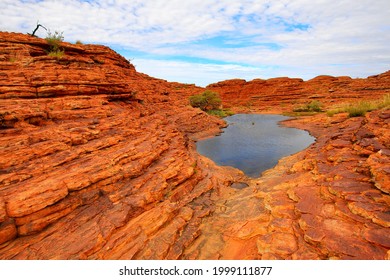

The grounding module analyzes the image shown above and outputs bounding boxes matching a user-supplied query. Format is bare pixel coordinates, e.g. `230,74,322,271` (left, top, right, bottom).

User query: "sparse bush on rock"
207,108,234,118
293,100,322,113
45,30,65,58
327,94,390,117
345,101,375,117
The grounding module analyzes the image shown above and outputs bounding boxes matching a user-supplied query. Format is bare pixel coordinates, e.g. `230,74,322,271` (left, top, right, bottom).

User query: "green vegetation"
189,90,233,118
345,101,376,117
47,49,65,58
286,100,323,116
327,94,390,117
283,111,320,117
207,108,235,118
191,161,198,174
189,90,221,111
45,30,65,58
293,100,323,113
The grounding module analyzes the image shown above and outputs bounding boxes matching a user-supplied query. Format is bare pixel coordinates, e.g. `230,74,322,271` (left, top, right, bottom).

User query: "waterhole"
196,114,315,178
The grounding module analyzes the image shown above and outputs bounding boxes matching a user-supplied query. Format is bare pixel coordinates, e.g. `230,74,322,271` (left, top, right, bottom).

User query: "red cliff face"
207,72,390,112
0,32,240,259
0,32,389,259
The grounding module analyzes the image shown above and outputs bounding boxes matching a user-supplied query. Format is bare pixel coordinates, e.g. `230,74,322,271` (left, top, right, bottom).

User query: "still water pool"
196,114,315,178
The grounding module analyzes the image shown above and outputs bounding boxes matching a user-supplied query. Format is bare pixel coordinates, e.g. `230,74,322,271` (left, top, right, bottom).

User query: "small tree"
189,94,207,110
189,90,222,111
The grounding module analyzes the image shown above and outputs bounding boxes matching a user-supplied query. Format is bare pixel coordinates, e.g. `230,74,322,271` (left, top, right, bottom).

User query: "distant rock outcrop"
0,32,389,259
207,71,390,112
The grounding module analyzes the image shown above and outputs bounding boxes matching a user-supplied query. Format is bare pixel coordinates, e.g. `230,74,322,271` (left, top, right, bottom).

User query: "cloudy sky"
1,0,389,86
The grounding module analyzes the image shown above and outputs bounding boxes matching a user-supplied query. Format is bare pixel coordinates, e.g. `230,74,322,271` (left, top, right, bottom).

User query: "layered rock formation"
0,31,241,259
184,111,389,259
0,32,389,259
207,73,390,112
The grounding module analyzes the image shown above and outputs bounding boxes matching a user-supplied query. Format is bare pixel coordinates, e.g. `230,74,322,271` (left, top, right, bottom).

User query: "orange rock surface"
186,111,389,260
0,32,389,259
207,73,390,113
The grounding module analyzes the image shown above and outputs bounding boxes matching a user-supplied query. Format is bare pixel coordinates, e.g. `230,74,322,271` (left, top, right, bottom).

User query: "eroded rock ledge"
187,111,389,259
0,32,238,259
0,32,389,259
207,71,390,113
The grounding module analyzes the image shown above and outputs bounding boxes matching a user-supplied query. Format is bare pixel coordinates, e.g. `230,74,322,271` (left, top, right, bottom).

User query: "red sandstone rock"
0,32,231,259
206,71,390,113
0,31,389,260
0,218,17,245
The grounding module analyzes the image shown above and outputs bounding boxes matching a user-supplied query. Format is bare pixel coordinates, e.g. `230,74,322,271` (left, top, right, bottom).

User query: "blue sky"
1,0,389,86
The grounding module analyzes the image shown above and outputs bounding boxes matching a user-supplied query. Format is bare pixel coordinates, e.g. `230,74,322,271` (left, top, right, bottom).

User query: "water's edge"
196,114,315,178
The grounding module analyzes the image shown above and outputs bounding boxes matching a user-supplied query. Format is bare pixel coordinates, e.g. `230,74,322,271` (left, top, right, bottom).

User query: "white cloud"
133,58,271,87
133,58,388,87
0,0,389,85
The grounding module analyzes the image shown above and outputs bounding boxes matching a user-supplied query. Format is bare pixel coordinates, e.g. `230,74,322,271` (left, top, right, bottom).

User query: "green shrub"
189,91,233,118
189,90,222,111
293,100,323,112
47,49,65,58
45,30,64,58
326,94,390,118
307,100,322,112
345,101,373,117
326,108,343,117
283,111,319,117
207,108,234,118
189,94,206,110
378,93,390,109
46,30,64,47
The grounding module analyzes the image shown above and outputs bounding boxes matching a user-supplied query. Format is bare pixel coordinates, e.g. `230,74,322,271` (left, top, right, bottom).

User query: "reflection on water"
196,114,315,178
